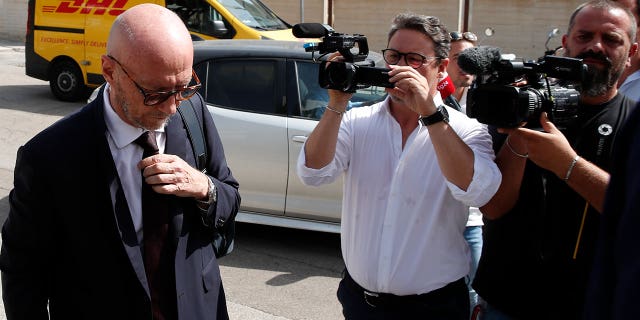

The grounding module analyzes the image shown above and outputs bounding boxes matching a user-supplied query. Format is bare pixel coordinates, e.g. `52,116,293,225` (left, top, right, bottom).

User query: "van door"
31,0,90,101
83,3,130,88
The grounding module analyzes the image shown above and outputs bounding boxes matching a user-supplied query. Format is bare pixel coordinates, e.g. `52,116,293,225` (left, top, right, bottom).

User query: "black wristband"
419,105,449,126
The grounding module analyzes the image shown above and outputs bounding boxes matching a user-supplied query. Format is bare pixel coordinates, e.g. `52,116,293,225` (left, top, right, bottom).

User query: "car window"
297,61,327,119
295,61,388,121
205,59,280,115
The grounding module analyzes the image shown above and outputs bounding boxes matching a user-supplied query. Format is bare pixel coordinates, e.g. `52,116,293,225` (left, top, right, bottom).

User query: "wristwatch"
196,176,217,210
419,105,449,126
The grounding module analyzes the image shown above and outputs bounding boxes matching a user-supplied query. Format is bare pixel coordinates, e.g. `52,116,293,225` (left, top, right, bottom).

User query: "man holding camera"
473,1,638,319
296,13,501,319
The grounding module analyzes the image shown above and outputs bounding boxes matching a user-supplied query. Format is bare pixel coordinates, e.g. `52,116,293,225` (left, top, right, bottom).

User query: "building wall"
470,0,583,58
0,0,28,42
1,0,584,58
264,0,584,59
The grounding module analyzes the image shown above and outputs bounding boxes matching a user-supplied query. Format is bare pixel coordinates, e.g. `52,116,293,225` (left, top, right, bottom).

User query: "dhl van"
26,0,298,101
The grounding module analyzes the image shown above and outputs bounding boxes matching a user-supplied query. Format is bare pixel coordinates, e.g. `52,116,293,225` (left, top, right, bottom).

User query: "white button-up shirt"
102,83,167,244
297,96,501,295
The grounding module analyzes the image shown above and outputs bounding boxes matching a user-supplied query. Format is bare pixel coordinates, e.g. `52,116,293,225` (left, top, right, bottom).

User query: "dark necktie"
134,131,177,320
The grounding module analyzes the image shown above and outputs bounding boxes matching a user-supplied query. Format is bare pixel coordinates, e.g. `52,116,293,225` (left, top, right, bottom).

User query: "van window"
167,0,235,38
219,0,289,30
205,60,280,114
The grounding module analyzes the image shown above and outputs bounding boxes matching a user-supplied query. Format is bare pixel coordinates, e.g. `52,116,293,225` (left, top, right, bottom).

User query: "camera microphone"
457,46,503,75
437,72,461,111
293,23,334,38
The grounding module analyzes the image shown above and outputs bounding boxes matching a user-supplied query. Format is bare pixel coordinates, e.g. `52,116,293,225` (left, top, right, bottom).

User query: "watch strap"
419,105,449,126
196,176,217,210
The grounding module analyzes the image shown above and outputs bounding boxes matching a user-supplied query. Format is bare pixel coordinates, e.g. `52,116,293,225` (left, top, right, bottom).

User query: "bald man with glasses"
0,4,240,320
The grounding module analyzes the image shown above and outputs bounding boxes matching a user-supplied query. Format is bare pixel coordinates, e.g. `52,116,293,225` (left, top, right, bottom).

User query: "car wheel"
49,59,88,102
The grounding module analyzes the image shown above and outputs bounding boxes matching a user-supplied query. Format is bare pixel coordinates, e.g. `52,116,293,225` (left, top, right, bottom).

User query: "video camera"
457,46,587,128
293,23,394,92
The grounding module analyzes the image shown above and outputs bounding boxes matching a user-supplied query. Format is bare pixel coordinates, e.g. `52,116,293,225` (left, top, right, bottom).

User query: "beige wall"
0,0,28,42
470,0,584,58
2,0,585,59
264,0,584,59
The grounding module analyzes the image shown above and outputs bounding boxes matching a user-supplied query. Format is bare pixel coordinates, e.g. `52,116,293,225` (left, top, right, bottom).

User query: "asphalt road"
0,40,345,320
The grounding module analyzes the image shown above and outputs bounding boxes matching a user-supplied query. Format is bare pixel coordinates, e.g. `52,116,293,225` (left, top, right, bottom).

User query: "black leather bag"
178,93,235,258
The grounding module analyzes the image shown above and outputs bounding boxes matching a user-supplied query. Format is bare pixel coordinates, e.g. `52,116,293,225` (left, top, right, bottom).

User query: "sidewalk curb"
0,41,24,52
227,301,291,320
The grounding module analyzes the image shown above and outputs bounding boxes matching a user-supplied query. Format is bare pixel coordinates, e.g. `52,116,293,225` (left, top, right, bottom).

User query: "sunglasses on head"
450,31,478,43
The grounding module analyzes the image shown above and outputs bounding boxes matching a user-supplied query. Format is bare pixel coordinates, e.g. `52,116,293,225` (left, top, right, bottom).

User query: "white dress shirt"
459,87,469,114
458,87,484,227
102,83,167,243
297,96,501,295
619,69,640,103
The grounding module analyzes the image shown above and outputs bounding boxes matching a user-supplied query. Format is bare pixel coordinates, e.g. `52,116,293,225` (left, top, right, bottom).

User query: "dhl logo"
41,0,128,15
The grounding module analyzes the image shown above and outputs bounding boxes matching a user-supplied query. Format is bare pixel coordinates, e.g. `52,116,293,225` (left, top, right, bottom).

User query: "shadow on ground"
219,222,344,284
0,84,85,117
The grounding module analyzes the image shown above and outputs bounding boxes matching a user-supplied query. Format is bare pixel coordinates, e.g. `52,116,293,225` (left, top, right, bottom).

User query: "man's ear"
629,42,638,59
438,57,449,73
101,55,115,83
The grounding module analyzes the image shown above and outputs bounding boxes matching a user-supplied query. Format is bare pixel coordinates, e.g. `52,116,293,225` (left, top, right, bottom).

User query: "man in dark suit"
0,3,240,319
584,102,640,320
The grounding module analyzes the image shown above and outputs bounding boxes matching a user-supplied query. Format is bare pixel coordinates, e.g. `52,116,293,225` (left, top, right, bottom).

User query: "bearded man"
472,1,638,319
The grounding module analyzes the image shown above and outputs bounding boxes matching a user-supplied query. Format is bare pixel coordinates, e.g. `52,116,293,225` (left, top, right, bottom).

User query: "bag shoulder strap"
178,94,208,172
177,94,235,258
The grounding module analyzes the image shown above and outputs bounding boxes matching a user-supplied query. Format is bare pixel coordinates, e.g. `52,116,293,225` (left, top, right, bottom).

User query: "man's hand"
386,65,437,115
138,154,209,199
325,52,354,110
500,112,577,178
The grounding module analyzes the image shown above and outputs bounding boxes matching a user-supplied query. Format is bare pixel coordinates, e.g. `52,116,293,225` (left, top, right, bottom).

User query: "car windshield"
219,0,289,30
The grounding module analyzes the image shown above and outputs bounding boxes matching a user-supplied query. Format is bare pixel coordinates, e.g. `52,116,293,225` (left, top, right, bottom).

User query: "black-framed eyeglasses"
107,54,202,106
450,31,478,42
381,49,436,69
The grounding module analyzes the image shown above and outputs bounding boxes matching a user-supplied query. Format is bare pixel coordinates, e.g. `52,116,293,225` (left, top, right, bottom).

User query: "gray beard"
577,65,622,97
578,69,610,97
122,100,170,130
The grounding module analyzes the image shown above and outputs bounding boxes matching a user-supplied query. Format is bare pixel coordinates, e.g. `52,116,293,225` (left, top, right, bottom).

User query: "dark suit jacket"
0,90,240,319
584,101,640,320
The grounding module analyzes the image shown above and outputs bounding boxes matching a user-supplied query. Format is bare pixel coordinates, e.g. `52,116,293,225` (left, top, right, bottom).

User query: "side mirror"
207,20,229,38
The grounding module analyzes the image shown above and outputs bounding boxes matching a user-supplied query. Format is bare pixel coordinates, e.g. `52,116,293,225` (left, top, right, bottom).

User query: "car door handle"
292,135,308,143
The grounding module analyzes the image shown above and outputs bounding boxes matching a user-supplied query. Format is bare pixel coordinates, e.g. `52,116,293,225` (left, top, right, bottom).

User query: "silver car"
91,40,388,233
193,40,388,233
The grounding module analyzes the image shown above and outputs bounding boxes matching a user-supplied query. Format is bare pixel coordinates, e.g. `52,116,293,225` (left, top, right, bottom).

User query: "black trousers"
337,271,469,320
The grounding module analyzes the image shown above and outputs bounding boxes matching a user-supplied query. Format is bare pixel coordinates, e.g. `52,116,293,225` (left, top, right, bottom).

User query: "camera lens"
326,62,356,89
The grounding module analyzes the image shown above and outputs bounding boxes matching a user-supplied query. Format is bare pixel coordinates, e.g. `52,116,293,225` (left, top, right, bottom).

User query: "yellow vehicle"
26,0,298,101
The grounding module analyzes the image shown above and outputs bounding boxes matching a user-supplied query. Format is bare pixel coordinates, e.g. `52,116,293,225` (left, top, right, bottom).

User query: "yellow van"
25,0,299,101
